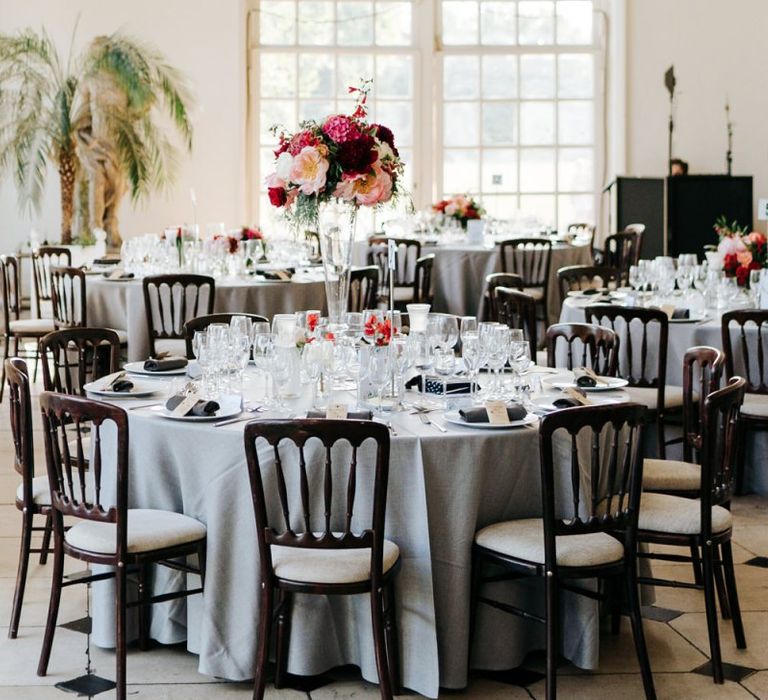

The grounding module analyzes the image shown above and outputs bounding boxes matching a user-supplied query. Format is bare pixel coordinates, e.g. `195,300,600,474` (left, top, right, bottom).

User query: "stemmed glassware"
484,325,511,399
368,345,391,414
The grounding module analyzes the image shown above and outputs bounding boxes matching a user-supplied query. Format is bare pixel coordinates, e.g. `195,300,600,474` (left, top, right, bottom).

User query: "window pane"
260,100,297,143
483,194,519,218
558,101,593,144
260,147,278,187
482,56,517,98
444,103,479,146
398,147,414,190
558,54,593,97
483,102,517,145
337,55,374,96
260,1,296,45
376,101,414,147
520,54,555,98
376,2,412,45
558,193,595,228
558,148,593,192
520,148,555,191
520,195,555,226
442,1,479,45
337,2,374,45
444,149,480,192
298,2,334,45
444,56,480,100
518,1,554,45
520,102,554,145
299,54,334,98
481,2,516,45
299,100,335,122
556,0,593,44
261,54,297,97
483,149,518,192
376,55,413,98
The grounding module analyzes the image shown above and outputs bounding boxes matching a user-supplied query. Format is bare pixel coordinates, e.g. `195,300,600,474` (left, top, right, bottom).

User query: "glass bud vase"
320,208,357,331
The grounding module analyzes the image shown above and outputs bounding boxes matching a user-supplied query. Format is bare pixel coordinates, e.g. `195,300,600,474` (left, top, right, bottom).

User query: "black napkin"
581,287,602,296
103,271,134,279
405,374,472,395
93,257,120,266
165,395,220,417
573,368,597,388
262,269,294,281
106,374,134,392
459,404,527,423
672,308,690,320
144,356,188,372
552,397,583,409
306,410,373,420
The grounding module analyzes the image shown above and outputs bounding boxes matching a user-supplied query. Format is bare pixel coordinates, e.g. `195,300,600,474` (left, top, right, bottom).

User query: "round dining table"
88,369,634,698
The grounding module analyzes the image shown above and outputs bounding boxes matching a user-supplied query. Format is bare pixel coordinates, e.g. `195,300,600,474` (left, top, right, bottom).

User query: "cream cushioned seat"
522,287,544,302
475,518,624,567
153,338,187,357
392,287,415,303
639,493,732,535
271,539,400,584
625,385,684,410
9,318,56,334
643,458,700,492
65,508,206,554
16,476,51,506
741,393,768,418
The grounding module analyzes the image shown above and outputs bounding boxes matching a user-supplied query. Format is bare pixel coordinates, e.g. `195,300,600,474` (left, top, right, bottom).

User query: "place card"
171,395,199,417
326,403,349,420
563,387,592,405
108,268,125,280
660,304,676,319
485,400,511,425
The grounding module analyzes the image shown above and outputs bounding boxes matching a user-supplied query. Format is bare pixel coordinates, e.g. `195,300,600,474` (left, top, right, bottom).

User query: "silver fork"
419,412,447,432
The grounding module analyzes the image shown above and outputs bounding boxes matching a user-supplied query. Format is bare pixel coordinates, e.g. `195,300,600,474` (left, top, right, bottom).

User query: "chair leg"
383,580,401,695
252,582,273,700
702,543,724,683
544,572,558,700
625,566,657,699
9,510,33,639
115,563,128,700
713,546,731,620
0,336,9,402
371,584,394,700
656,413,666,459
39,514,53,565
37,536,64,676
690,544,703,586
721,541,747,649
274,590,293,689
137,564,152,651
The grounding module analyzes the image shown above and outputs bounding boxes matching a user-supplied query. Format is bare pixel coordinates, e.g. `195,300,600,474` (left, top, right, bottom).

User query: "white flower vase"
320,209,357,329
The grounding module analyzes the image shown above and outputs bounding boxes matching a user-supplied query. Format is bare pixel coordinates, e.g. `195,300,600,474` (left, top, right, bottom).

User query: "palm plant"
0,28,193,245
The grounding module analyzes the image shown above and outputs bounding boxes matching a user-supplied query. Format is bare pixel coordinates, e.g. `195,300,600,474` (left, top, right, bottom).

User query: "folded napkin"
103,270,134,280
672,308,690,320
165,394,220,417
93,257,120,266
143,356,188,372
405,374,472,395
574,368,597,388
459,403,527,423
262,269,294,281
105,373,134,393
552,387,591,409
552,397,583,409
306,409,373,420
580,287,603,296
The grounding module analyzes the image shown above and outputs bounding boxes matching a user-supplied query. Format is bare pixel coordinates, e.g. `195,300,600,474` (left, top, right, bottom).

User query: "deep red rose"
268,187,287,207
373,124,399,157
723,253,738,274
337,134,377,176
736,265,750,286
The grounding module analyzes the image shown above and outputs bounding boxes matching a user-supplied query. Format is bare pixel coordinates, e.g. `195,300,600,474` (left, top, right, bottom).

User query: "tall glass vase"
320,208,357,330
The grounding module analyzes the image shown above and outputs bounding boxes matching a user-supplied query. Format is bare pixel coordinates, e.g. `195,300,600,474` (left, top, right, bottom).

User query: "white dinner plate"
443,411,539,430
160,394,242,422
530,394,628,412
546,376,629,392
669,312,708,324
123,361,188,376
83,378,159,398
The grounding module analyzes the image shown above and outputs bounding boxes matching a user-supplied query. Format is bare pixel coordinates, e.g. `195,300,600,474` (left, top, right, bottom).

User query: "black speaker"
615,177,665,258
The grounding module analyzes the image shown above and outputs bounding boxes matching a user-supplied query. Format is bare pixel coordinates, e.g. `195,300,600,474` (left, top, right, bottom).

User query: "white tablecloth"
87,276,327,361
91,373,622,697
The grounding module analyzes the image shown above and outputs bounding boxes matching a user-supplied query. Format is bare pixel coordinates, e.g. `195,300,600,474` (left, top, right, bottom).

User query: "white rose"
377,141,394,162
276,151,294,181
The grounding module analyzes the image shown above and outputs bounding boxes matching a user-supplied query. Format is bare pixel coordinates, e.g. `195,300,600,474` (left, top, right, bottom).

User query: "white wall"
0,0,245,250
625,0,768,231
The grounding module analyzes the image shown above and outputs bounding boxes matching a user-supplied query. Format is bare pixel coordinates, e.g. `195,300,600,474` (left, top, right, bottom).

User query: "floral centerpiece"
715,216,767,285
432,194,484,229
364,314,392,346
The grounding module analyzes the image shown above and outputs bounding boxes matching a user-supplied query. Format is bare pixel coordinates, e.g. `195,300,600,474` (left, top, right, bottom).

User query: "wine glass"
508,339,532,401
485,325,510,398
368,345,391,414
301,341,324,409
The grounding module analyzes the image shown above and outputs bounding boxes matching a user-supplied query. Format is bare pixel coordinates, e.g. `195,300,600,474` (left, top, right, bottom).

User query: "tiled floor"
0,379,766,698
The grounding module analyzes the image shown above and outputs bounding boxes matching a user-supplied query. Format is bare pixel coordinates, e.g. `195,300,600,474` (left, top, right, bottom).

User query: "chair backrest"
603,231,641,285
482,272,524,321
585,304,668,393
413,254,435,305
700,377,745,518
244,419,391,584
681,346,724,463
38,391,129,553
538,403,646,568
557,265,620,304
32,246,72,317
0,255,21,335
495,287,537,359
183,312,269,358
39,328,121,396
367,237,421,288
498,238,552,289
348,266,379,313
5,358,35,507
142,274,215,357
721,310,768,394
545,322,619,376
50,265,87,329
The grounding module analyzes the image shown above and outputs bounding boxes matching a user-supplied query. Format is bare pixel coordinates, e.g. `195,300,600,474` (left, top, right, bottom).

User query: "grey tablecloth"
91,376,617,697
87,276,326,361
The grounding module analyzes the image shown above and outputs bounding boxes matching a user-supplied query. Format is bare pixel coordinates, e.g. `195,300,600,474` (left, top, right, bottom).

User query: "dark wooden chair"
367,237,421,309
39,328,121,396
721,310,768,494
566,223,598,262
36,392,207,700
495,287,538,359
637,377,746,684
545,322,619,376
5,358,54,639
472,403,655,700
142,274,215,358
481,272,524,322
498,238,552,322
348,266,379,313
413,254,435,306
243,419,401,700
183,312,268,359
32,246,72,319
602,231,642,286
586,304,680,458
556,265,620,304
0,255,55,399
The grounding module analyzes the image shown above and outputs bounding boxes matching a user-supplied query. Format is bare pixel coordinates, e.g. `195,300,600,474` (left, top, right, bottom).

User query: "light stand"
664,66,676,175
388,239,396,400
725,100,733,176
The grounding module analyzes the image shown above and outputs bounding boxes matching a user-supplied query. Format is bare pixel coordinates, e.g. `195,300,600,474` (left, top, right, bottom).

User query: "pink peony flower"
275,151,294,181
333,163,392,206
322,114,361,143
717,235,746,256
290,146,329,196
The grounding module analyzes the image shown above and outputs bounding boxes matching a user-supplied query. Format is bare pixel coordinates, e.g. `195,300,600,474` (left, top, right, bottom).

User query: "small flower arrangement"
364,315,392,346
265,80,405,228
241,226,263,241
715,216,767,285
432,194,484,228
